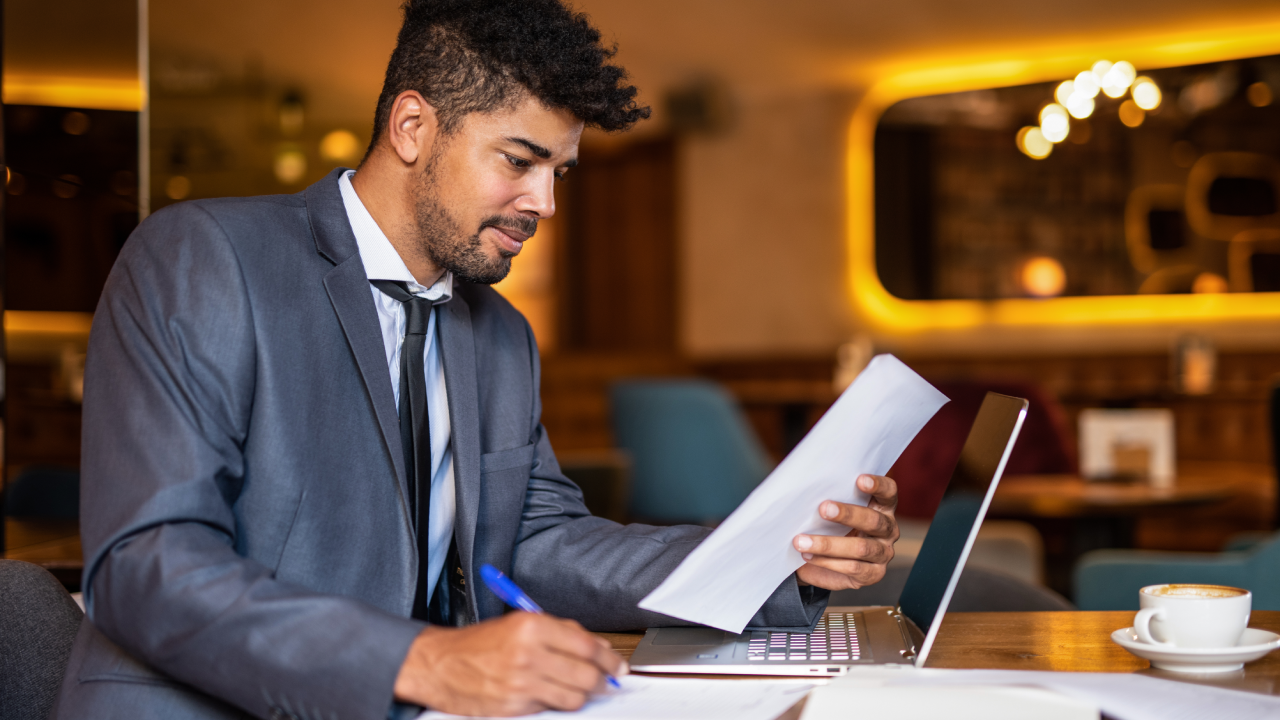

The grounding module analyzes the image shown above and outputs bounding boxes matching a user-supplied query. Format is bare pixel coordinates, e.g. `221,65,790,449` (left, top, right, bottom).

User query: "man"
54,1,901,718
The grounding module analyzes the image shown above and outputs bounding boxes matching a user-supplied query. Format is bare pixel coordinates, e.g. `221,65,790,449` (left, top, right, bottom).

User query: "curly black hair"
367,0,649,151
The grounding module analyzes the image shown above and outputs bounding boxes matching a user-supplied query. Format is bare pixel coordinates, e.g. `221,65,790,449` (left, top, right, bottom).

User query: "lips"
486,225,529,255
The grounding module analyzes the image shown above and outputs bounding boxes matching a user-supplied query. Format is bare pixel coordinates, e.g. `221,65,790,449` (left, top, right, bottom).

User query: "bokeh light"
1248,82,1274,108
1118,100,1145,128
7,169,25,196
1055,81,1075,106
1101,61,1137,98
1017,126,1053,159
1066,93,1095,119
320,130,361,162
166,175,191,200
1074,70,1101,99
274,149,308,184
1022,256,1067,297
1193,272,1228,294
62,111,91,136
1091,60,1113,80
1039,103,1070,143
1132,77,1162,111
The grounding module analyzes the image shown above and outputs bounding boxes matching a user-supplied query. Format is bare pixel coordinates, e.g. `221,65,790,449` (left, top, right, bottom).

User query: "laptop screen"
896,392,1029,666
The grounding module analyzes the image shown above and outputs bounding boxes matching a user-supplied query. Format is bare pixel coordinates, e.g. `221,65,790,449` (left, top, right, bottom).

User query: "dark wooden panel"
560,137,678,352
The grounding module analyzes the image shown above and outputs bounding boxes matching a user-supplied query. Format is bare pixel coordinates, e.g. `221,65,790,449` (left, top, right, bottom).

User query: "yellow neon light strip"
847,19,1280,339
2,75,144,112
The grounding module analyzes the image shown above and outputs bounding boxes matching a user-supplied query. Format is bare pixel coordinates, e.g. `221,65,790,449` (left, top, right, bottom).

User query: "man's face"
413,94,583,284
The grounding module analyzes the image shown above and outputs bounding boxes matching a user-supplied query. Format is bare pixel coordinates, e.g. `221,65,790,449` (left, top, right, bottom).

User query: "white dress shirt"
339,169,456,607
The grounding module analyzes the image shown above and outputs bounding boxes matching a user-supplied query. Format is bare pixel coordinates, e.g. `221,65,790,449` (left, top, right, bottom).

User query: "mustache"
479,214,538,239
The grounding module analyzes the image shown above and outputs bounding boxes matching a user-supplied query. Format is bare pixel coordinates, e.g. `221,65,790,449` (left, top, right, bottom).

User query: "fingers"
795,532,894,565
540,616,628,680
857,474,898,512
536,646,610,698
796,558,887,590
814,501,896,538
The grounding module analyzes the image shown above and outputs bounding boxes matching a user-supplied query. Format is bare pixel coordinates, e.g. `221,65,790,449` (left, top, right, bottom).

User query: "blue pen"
479,564,622,689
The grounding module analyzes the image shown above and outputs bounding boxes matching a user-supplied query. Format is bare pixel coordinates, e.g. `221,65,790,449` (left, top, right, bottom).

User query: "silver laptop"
629,392,1029,676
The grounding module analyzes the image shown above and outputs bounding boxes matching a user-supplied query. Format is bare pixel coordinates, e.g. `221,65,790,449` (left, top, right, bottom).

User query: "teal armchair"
610,379,772,524
1073,533,1280,610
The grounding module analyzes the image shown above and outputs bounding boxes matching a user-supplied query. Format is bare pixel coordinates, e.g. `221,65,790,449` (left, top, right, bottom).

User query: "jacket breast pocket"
480,444,537,475
479,444,537,525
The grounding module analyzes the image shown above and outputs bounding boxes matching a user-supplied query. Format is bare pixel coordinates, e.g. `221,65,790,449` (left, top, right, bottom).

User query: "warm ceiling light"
1193,272,1228,294
1247,81,1274,107
274,149,308,184
1131,77,1162,110
1055,80,1075,105
1039,103,1070,143
320,130,360,162
166,175,191,200
1017,126,1053,159
1119,100,1145,127
1066,93,1095,119
1074,70,1101,99
1102,61,1137,98
1022,256,1067,297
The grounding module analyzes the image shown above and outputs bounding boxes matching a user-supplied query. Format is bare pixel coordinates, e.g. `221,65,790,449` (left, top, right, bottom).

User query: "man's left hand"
793,474,899,591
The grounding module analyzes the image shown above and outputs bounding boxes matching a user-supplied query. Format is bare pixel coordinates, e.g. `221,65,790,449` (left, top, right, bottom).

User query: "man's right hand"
393,612,628,716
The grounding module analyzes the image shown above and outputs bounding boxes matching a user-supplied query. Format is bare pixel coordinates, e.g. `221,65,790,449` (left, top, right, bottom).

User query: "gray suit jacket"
52,169,828,720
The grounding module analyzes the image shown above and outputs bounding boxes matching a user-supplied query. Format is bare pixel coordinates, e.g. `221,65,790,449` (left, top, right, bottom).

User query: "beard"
411,154,537,286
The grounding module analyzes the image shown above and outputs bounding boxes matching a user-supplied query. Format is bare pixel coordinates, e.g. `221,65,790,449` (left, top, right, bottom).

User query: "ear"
386,90,440,166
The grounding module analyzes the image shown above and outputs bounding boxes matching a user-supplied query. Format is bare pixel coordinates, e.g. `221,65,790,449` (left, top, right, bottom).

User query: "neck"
350,150,446,287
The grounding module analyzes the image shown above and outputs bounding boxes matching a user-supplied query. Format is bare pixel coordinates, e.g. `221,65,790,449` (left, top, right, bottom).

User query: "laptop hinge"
889,606,919,662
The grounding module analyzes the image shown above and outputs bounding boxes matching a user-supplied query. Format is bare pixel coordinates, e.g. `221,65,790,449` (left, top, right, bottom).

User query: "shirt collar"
338,169,453,303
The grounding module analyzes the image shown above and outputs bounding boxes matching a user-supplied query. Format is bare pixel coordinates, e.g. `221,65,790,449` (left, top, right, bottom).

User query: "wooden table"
992,473,1238,518
599,611,1280,718
989,461,1274,597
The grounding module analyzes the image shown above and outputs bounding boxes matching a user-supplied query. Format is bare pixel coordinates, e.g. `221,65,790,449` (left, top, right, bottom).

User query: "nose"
513,170,557,219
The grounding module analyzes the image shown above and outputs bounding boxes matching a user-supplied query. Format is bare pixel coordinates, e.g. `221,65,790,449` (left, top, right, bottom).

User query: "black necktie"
371,280,435,620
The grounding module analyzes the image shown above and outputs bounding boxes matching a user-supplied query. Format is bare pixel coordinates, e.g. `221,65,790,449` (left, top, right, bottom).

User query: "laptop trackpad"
652,628,729,646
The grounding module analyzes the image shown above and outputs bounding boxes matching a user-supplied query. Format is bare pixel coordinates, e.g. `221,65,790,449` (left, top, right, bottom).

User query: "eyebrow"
507,136,578,167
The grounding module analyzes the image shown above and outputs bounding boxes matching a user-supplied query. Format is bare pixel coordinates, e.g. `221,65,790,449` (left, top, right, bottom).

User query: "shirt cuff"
742,574,830,633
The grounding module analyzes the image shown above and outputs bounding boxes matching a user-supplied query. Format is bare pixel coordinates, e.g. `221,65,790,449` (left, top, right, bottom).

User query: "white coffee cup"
1133,583,1251,648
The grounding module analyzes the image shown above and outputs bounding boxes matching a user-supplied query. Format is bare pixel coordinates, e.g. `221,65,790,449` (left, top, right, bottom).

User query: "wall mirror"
874,54,1280,302
846,32,1280,350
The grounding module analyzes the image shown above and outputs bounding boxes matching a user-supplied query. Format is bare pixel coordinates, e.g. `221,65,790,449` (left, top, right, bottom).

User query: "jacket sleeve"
509,324,829,633
81,204,422,720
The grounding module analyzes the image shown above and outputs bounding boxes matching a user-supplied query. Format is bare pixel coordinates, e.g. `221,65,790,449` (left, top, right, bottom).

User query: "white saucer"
1111,627,1280,673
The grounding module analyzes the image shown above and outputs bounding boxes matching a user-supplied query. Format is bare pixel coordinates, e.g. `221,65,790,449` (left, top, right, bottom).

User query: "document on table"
812,668,1280,720
639,354,948,632
417,675,819,720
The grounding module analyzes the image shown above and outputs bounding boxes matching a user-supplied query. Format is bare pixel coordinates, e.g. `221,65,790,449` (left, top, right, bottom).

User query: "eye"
503,153,531,169
554,169,567,181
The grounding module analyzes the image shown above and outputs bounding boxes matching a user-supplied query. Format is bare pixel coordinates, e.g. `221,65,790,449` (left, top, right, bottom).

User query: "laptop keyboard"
746,612,861,661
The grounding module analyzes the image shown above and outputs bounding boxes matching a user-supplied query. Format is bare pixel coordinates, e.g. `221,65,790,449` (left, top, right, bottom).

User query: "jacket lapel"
307,170,413,531
438,290,482,620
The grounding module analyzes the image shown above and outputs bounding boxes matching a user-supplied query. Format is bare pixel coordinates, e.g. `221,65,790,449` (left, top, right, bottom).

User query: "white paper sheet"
417,676,819,720
824,667,1280,720
639,354,949,632
801,684,1099,720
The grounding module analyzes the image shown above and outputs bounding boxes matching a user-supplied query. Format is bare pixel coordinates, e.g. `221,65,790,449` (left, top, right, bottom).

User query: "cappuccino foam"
1144,584,1247,599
